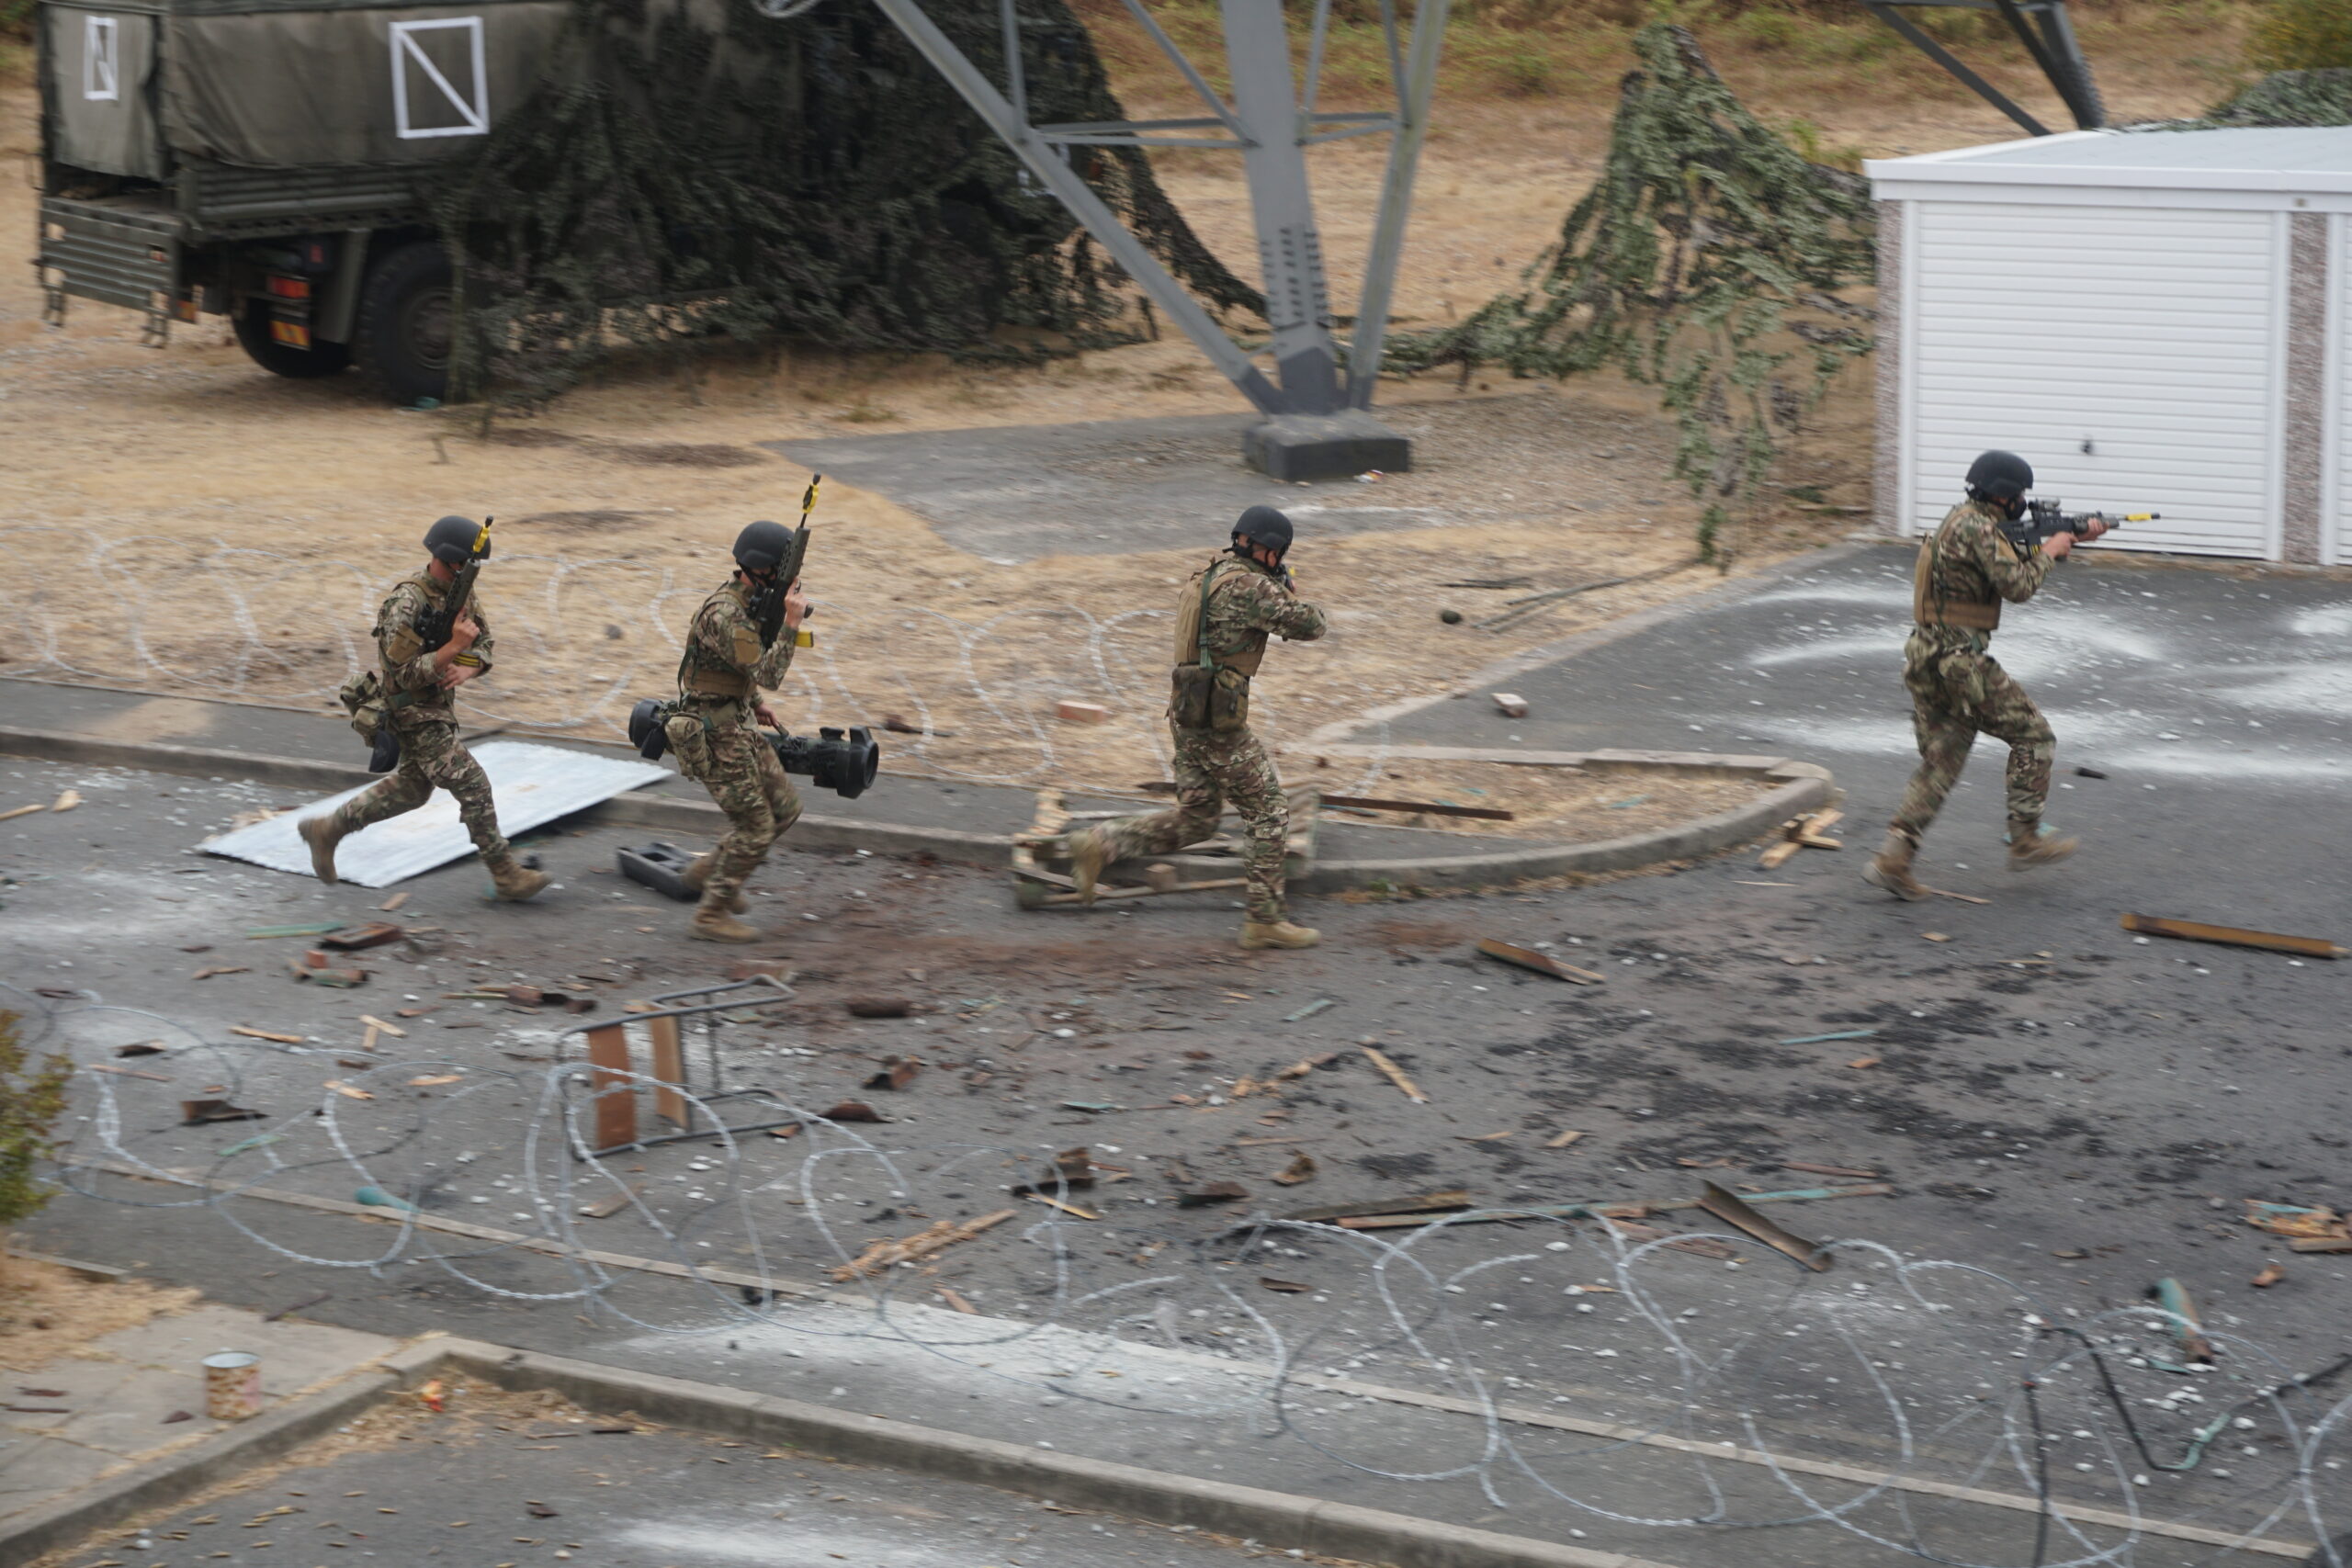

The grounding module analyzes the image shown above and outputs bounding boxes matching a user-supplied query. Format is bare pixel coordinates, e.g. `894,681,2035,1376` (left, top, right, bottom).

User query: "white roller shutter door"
1905,200,2280,558
2332,212,2352,566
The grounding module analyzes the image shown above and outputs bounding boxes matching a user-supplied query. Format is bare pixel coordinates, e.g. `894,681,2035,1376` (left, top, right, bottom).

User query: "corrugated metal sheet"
1905,201,2278,559
200,741,672,887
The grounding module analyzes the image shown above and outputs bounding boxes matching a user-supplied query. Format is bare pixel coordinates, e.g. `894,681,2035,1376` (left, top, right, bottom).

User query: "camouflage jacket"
674,578,796,726
1183,554,1327,675
1912,499,2050,656
376,571,493,721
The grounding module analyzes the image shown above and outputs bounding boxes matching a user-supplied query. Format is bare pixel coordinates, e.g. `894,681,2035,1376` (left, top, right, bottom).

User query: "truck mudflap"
39,196,187,347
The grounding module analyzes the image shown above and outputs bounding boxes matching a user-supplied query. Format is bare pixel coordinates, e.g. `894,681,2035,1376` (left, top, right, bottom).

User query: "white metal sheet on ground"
199,740,672,887
1903,200,2280,559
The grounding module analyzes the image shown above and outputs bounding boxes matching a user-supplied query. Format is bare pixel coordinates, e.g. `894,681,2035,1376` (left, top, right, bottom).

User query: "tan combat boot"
1067,828,1107,906
298,815,346,886
681,852,747,913
2007,822,2079,870
485,854,551,902
1239,919,1321,951
689,891,759,943
1860,830,1928,901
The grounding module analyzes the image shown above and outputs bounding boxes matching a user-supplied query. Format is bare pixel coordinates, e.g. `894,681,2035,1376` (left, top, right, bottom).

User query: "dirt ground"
0,10,2241,789
0,1255,197,1372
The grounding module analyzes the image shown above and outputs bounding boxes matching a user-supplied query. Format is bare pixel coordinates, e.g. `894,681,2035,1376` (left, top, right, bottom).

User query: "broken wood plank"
1475,939,1603,985
578,1186,641,1220
1696,1181,1830,1271
1757,839,1803,870
1360,1046,1428,1103
936,1286,978,1314
1024,1192,1100,1220
1545,1130,1586,1149
229,1026,305,1044
1783,1161,1883,1180
358,1014,407,1039
1272,1052,1337,1080
828,1209,1017,1281
1283,1190,1470,1224
2120,912,2344,961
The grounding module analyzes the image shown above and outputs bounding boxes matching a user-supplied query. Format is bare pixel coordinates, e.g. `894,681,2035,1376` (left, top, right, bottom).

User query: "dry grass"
0,1255,199,1371
1304,756,1780,840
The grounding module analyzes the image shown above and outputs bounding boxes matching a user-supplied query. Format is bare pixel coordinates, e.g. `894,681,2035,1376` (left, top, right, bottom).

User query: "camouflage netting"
2165,67,2352,127
1384,24,1874,562
434,0,1261,406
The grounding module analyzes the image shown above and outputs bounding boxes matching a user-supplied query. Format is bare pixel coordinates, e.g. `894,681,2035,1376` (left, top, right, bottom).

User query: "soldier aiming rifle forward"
1069,505,1326,950
1865,450,2112,899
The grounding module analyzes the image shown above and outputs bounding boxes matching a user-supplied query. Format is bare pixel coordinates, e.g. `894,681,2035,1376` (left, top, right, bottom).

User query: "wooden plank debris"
1283,1190,1470,1224
1360,1046,1428,1103
1545,1130,1586,1149
1271,1154,1317,1186
230,1026,304,1043
2120,912,2344,960
1025,1192,1100,1220
1696,1180,1830,1271
1475,940,1602,985
828,1209,1017,1281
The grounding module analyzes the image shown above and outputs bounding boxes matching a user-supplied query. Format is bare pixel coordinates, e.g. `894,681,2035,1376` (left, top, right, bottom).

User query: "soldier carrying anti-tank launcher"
301,515,548,901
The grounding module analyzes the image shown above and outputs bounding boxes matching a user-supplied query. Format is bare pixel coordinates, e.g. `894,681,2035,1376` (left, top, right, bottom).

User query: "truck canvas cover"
47,0,569,171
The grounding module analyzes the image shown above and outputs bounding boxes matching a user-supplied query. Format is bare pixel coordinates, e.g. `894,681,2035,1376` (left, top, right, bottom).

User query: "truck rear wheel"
232,298,351,379
354,242,454,406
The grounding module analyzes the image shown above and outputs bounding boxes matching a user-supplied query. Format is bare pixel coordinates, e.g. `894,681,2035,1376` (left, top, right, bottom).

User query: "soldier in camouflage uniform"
1069,506,1327,950
663,520,808,942
300,517,548,899
1865,451,2108,900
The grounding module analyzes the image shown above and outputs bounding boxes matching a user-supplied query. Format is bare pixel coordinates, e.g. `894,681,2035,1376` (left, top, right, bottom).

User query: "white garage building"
1866,127,2352,564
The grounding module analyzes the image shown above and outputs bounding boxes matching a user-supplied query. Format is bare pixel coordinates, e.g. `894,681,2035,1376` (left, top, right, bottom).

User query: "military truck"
34,0,570,402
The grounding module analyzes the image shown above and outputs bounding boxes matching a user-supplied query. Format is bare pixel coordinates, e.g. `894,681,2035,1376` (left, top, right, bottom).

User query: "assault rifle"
750,476,820,649
417,516,494,652
2000,501,2157,551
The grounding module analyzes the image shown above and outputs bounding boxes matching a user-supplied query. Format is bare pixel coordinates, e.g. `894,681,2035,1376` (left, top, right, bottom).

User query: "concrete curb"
0,1338,443,1566
0,728,1831,894
418,1339,1681,1568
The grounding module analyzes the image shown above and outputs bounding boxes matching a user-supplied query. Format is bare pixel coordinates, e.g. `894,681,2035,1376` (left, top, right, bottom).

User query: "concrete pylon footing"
1244,409,1412,482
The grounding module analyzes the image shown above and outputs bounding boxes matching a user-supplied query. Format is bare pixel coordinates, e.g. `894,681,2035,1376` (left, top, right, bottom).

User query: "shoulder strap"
1176,557,1233,669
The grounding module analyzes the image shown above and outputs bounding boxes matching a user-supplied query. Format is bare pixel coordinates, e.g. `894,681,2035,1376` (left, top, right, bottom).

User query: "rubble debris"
1055,700,1113,725
0,804,44,823
1316,793,1514,821
191,966,250,981
1780,1030,1876,1046
1260,1277,1311,1293
406,1074,464,1088
354,1186,417,1212
1178,1181,1249,1208
85,1063,169,1081
2120,913,2344,960
2075,766,2108,780
1846,1055,1882,1069
379,892,410,912
846,997,914,1019
525,1502,560,1519
2145,1277,2216,1362
1360,1046,1429,1103
578,1187,641,1220
1758,808,1843,868
1546,1130,1586,1149
1489,692,1529,718
766,1123,803,1140
1696,1181,1830,1272
1921,931,1951,943
1783,1161,1881,1180
1611,1221,1739,1259
936,1287,978,1314
1462,1130,1514,1143
2252,1263,2287,1288
1273,1053,1337,1079
1285,1190,1470,1224
180,1099,266,1124
319,923,405,952
862,1057,922,1091
51,790,80,812
1928,887,1990,905
113,1041,166,1058
1283,998,1336,1022
1025,1192,1100,1219
2244,1200,2350,1245
294,965,370,988
322,1080,375,1100
1272,1154,1317,1186
418,1379,447,1413
245,922,349,940
828,1209,1017,1280
1476,940,1603,985
818,1101,887,1123
1011,1147,1096,1195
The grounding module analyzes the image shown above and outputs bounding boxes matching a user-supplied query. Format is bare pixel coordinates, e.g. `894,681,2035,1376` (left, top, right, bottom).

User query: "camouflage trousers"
668,716,801,902
1091,724,1289,923
329,716,508,859
1892,635,2054,845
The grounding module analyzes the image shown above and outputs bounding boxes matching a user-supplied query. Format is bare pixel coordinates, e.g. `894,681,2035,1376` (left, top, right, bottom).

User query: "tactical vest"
379,573,447,711
1171,558,1269,675
1912,513,2002,632
676,581,753,700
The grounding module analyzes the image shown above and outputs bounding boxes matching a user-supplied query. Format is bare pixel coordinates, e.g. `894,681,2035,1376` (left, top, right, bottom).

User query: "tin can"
202,1350,263,1420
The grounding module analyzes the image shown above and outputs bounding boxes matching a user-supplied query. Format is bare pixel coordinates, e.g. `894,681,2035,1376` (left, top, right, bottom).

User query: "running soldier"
1068,505,1326,950
664,521,808,942
300,516,548,900
1865,451,2108,899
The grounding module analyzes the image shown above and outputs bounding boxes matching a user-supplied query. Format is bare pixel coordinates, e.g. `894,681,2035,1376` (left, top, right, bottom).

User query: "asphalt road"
4,545,2347,1565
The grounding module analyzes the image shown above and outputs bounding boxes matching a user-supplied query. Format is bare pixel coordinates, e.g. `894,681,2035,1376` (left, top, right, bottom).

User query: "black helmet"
733,520,792,573
1232,504,1293,557
424,515,487,566
1964,451,2033,503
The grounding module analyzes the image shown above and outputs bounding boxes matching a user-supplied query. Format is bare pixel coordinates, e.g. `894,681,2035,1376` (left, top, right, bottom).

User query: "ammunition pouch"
338,669,390,740
1169,663,1250,732
1913,533,2001,631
